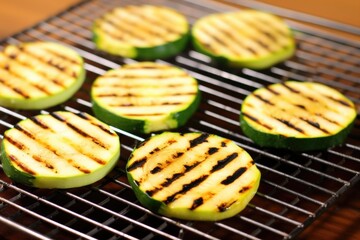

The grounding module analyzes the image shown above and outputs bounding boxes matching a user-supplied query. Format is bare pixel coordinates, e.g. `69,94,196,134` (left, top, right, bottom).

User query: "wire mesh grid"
0,0,359,239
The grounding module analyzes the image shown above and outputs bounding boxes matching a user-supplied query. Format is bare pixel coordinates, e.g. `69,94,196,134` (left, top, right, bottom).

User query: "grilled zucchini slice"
240,81,357,151
0,42,85,109
92,5,190,60
0,111,120,189
192,10,295,69
91,62,200,134
126,132,261,221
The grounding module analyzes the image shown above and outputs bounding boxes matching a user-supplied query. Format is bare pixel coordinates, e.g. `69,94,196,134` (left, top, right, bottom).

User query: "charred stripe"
15,47,79,78
0,67,51,95
77,112,117,136
125,7,184,35
50,112,108,150
4,53,66,87
0,78,30,98
189,133,209,148
274,117,306,134
163,175,208,204
242,112,273,130
300,117,330,134
211,152,239,173
8,154,36,175
221,167,247,185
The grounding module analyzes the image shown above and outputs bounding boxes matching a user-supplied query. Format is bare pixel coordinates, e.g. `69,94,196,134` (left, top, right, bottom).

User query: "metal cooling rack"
0,0,359,239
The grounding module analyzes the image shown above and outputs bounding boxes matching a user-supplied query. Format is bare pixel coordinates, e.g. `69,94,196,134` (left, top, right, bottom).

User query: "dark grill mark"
13,123,94,172
189,133,209,148
295,104,306,110
77,112,117,136
266,86,280,95
190,197,204,210
127,157,147,172
51,112,108,149
254,94,274,105
326,95,352,108
45,48,80,65
211,152,238,173
150,166,162,174
208,147,219,155
316,113,340,126
282,83,300,93
33,155,55,170
275,117,306,134
0,78,30,98
163,175,208,204
4,136,26,150
239,186,251,193
242,112,273,130
125,7,184,35
300,117,330,134
8,154,36,175
15,47,78,78
218,200,236,212
221,167,247,185
31,116,49,129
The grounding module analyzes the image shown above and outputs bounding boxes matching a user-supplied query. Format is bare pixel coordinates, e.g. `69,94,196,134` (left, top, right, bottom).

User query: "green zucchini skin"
91,62,201,134
0,42,85,110
240,114,355,151
0,111,120,189
92,5,190,60
191,10,295,69
240,81,357,151
126,132,261,221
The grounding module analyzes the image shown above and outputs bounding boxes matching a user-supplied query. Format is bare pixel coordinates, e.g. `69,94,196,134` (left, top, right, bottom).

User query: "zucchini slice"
240,81,357,151
91,62,200,134
192,10,295,69
0,111,120,189
0,42,85,109
126,132,261,221
92,5,190,60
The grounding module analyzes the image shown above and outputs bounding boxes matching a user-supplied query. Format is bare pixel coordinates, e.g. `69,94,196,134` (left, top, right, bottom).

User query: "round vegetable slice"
192,10,295,69
0,42,85,109
240,81,357,151
92,5,190,60
91,62,200,134
0,111,120,189
126,132,261,221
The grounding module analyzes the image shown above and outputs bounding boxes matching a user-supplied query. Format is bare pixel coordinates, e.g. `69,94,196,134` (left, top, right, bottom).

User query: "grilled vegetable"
0,42,85,109
91,62,200,134
192,10,295,69
92,5,190,60
240,81,357,151
126,132,261,221
0,111,120,189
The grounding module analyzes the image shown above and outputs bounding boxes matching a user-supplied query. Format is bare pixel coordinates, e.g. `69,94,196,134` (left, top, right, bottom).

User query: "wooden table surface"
0,0,359,239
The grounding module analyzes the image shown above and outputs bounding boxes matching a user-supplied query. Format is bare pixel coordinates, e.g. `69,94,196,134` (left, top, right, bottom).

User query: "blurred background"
0,0,359,39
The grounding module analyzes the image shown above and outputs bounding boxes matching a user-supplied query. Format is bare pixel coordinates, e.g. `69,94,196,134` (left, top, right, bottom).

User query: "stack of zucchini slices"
240,81,357,151
91,62,201,134
92,5,190,60
192,10,295,69
0,42,85,109
1,111,120,189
